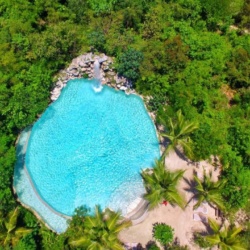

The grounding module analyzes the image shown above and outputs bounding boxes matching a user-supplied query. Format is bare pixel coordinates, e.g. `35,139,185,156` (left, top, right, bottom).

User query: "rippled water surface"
25,79,160,216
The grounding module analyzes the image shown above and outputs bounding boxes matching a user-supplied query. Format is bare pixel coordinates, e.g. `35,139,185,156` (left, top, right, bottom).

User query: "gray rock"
71,70,79,77
79,61,87,67
98,55,108,63
68,64,78,71
103,66,109,72
120,86,127,91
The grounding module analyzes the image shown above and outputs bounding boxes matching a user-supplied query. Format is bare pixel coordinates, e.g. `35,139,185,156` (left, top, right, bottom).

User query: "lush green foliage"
153,223,174,246
204,218,246,250
0,0,249,248
0,208,33,247
194,233,213,249
159,109,199,158
116,48,144,82
193,170,227,210
68,205,131,249
147,242,160,250
141,159,185,209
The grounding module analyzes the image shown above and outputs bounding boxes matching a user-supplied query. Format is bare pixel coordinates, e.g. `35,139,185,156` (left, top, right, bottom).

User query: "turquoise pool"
14,79,160,231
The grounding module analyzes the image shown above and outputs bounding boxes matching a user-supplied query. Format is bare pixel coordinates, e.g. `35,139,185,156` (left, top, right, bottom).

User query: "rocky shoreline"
51,53,134,101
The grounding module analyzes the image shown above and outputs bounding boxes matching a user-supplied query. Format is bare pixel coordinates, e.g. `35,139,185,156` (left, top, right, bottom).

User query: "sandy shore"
119,151,221,249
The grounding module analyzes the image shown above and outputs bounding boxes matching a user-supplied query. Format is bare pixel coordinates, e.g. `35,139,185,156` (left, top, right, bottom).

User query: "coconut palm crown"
193,170,227,210
141,158,185,209
69,205,131,250
205,218,246,250
0,208,32,247
160,109,199,158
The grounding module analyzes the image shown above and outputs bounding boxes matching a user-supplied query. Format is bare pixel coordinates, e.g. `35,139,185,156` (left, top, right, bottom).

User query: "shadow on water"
13,126,32,198
32,105,57,132
13,128,71,231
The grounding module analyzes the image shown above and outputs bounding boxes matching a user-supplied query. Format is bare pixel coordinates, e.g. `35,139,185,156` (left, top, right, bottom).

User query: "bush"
153,223,174,246
146,240,160,250
88,30,106,52
116,48,144,82
148,244,160,250
193,233,212,248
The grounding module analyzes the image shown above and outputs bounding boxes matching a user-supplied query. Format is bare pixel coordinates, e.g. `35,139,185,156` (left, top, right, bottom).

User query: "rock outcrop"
51,53,134,101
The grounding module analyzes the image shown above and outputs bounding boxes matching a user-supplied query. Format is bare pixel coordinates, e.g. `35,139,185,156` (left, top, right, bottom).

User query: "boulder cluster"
51,53,133,101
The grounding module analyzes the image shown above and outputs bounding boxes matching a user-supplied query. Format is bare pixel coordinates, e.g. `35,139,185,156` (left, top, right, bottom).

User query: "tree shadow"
160,137,191,164
174,147,190,162
145,240,158,250
183,171,197,208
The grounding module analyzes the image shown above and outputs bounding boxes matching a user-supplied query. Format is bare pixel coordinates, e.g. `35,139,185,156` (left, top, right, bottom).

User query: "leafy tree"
163,35,190,74
235,0,250,29
13,233,37,250
116,48,143,82
87,0,117,14
204,218,246,250
193,170,227,210
153,223,174,247
141,159,185,209
67,0,89,23
69,205,131,249
226,47,250,88
88,30,106,52
159,109,199,158
136,74,170,112
222,164,250,210
0,208,33,247
200,0,244,26
38,227,66,250
0,133,16,212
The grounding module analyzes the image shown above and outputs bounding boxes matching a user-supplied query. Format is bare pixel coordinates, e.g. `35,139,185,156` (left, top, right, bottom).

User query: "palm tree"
204,218,246,250
160,109,199,158
69,205,131,250
193,170,227,210
141,158,186,209
0,208,32,247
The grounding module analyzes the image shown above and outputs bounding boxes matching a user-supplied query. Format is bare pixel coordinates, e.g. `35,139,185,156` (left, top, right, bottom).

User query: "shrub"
146,241,160,250
116,48,143,82
193,233,212,248
152,223,174,246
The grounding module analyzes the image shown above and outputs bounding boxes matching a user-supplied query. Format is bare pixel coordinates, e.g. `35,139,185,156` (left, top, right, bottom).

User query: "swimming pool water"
21,79,160,219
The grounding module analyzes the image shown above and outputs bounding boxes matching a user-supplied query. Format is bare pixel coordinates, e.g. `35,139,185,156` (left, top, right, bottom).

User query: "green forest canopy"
0,0,250,248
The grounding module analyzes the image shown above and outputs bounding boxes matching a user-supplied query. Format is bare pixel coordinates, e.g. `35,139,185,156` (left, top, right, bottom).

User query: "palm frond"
68,237,89,247
177,122,199,138
165,190,185,209
112,242,126,250
205,234,221,245
106,211,120,231
208,218,221,233
5,208,18,233
208,194,226,211
193,196,205,209
228,226,243,239
14,227,32,237
113,220,131,233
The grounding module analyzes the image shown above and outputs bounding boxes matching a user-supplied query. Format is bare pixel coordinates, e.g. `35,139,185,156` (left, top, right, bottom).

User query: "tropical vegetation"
152,223,174,247
193,170,227,210
0,208,32,247
68,205,131,249
141,159,185,209
204,218,246,250
0,0,250,248
159,109,199,158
